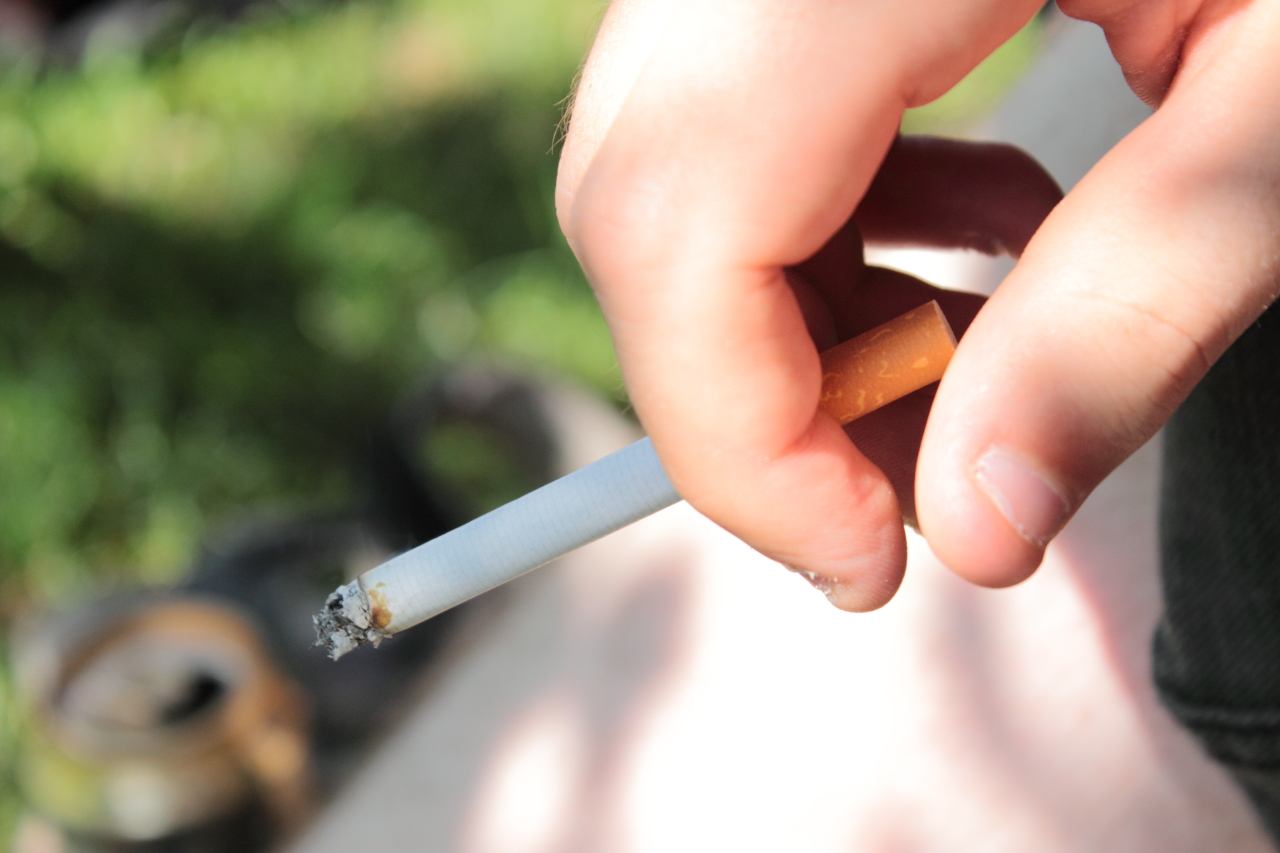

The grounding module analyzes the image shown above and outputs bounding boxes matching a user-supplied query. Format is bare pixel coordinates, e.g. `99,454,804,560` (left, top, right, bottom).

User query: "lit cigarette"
314,301,956,659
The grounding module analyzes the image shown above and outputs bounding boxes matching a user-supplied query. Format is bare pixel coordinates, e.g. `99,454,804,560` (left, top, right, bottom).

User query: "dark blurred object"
10,593,312,853
47,0,280,65
0,0,48,46
9,366,565,852
186,366,559,769
0,0,305,64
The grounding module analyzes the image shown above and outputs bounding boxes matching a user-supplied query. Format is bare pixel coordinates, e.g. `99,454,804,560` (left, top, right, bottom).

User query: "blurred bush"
0,0,1045,845
0,0,612,610
0,3,607,841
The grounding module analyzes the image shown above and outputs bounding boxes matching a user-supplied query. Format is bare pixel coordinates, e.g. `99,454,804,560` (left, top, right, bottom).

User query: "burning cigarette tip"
312,581,390,660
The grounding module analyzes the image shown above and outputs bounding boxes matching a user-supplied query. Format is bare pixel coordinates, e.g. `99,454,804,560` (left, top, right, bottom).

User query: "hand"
557,0,1280,608
788,135,1059,531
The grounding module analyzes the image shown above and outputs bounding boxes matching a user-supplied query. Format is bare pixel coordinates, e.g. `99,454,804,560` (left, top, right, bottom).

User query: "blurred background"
0,0,1048,849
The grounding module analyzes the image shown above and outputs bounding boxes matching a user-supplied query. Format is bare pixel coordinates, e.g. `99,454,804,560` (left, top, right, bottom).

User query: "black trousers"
1157,300,1280,845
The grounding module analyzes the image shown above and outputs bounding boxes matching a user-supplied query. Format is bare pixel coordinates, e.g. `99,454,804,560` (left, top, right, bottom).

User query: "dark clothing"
1156,301,1280,844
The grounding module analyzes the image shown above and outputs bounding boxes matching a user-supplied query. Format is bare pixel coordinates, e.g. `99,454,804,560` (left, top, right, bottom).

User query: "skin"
556,0,1280,610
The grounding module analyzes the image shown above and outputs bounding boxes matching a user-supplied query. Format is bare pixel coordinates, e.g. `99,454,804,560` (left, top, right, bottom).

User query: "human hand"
557,0,1280,608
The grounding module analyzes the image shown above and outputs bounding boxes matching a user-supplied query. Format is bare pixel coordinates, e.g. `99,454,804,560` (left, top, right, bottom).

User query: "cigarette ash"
313,581,391,660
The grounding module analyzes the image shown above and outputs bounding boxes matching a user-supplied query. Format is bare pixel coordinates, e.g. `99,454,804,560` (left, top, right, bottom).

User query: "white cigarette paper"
314,437,679,658
314,301,957,659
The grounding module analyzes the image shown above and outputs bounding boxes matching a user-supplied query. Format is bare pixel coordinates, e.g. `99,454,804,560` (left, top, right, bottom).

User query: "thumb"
916,11,1280,586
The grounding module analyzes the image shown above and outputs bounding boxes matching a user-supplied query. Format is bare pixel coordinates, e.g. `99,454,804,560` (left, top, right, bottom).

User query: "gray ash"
312,581,390,661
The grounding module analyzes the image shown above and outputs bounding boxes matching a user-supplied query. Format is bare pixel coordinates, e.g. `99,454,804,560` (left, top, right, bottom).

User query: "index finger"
561,0,1041,608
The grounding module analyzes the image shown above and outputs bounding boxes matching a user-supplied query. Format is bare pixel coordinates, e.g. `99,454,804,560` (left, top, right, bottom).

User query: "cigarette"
314,301,956,659
819,300,957,424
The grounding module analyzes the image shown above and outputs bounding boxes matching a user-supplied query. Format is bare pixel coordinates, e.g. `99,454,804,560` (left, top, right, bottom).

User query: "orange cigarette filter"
818,300,957,425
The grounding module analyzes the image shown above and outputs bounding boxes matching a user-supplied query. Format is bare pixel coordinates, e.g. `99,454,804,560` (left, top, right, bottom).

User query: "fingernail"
974,447,1069,547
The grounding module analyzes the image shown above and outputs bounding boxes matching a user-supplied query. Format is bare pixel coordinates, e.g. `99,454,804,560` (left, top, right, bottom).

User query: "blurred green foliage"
902,12,1044,134
0,5,609,839
0,0,1043,846
0,0,611,612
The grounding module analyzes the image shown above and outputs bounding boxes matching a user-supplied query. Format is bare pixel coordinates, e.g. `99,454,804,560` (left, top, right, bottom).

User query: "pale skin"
556,0,1280,610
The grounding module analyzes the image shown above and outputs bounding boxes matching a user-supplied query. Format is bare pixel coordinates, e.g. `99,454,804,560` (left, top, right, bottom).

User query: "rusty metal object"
11,594,313,850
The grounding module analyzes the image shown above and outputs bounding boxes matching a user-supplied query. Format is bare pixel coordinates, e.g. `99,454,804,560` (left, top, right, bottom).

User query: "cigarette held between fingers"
819,300,956,424
314,300,957,659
